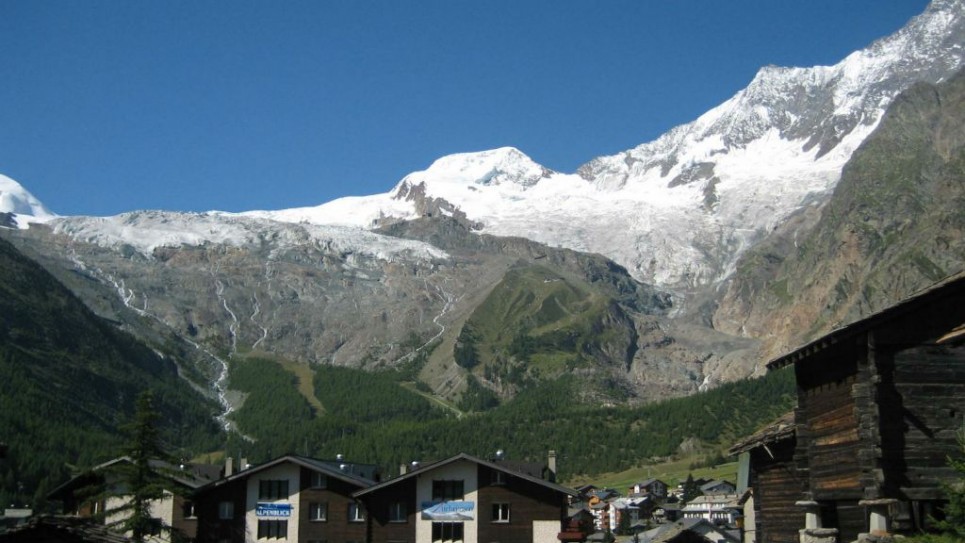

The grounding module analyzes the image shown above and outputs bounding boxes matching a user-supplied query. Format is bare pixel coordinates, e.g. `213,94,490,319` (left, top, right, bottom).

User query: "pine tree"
682,473,701,504
102,390,184,543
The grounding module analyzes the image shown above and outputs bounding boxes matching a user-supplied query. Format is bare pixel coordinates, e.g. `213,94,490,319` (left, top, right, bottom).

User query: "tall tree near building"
105,390,185,543
681,473,700,504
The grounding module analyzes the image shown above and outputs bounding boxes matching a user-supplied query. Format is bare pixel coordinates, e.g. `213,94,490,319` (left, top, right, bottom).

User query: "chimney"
399,463,408,476
240,457,248,471
225,457,234,477
548,450,557,480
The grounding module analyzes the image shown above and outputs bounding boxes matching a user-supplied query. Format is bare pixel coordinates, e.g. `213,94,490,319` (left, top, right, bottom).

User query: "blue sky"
0,1,930,216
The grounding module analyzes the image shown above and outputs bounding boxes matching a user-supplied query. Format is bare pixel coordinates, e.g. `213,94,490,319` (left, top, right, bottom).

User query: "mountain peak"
0,174,57,228
401,147,554,190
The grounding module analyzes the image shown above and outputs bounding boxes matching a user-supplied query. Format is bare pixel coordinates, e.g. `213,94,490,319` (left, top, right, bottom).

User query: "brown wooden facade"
193,455,377,543
767,272,965,539
356,453,576,543
730,413,808,543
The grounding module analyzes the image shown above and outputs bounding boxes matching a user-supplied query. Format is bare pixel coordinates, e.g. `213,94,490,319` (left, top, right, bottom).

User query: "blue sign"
256,503,293,518
421,501,475,521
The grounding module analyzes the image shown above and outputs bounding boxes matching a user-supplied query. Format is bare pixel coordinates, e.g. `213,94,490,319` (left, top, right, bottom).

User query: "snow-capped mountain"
5,1,960,297
245,0,965,296
1,0,963,404
0,174,57,228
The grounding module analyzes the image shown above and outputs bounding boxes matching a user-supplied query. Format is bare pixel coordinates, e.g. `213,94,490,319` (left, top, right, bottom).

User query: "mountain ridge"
1,1,963,413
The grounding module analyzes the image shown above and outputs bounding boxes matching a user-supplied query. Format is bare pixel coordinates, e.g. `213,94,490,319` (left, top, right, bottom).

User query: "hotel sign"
421,501,475,521
256,503,293,517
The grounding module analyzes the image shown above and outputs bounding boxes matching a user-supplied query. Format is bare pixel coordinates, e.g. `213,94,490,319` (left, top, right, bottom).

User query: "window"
309,502,328,522
491,470,507,486
492,503,510,523
218,501,234,520
431,480,464,502
348,502,366,522
389,501,407,523
259,479,290,500
182,500,196,519
311,471,328,489
431,522,464,542
257,520,288,539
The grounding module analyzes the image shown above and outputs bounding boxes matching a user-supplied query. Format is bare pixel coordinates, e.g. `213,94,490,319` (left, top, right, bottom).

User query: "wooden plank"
813,473,861,491
813,427,859,446
809,404,857,432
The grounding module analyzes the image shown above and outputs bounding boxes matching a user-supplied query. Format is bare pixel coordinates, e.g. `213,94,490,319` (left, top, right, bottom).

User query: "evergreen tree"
103,390,185,543
681,473,701,504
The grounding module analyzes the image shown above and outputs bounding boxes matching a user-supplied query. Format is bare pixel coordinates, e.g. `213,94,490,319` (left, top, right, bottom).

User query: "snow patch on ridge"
50,211,449,263
0,174,58,228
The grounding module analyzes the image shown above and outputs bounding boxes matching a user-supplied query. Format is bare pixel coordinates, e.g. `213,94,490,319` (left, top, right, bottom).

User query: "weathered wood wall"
882,343,965,501
750,438,807,543
797,350,865,501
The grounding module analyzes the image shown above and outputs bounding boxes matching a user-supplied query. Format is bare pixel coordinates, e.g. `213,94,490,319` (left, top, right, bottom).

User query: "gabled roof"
197,454,376,494
642,518,740,543
48,456,220,499
699,480,734,492
768,271,965,370
728,411,796,455
353,452,578,498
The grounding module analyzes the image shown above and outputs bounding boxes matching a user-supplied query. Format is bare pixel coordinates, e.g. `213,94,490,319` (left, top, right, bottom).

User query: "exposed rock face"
715,69,965,359
3,209,740,405
2,2,962,409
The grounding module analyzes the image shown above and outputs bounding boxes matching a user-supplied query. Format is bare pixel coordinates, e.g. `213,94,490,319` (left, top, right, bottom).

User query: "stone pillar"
796,500,837,543
859,499,897,537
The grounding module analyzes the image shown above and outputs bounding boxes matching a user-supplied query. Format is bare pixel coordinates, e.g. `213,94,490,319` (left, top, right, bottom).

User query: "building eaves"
353,452,578,498
728,411,796,455
767,271,965,370
196,454,375,494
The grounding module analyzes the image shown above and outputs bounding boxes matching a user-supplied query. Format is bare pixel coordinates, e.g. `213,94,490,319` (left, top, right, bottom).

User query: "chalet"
763,272,965,541
629,479,669,499
585,489,621,532
47,456,221,541
729,412,805,543
680,494,741,525
652,503,682,524
353,452,577,543
192,454,379,543
699,480,736,496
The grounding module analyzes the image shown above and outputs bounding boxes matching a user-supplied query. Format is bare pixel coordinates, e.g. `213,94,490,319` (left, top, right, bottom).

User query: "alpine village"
2,2,965,543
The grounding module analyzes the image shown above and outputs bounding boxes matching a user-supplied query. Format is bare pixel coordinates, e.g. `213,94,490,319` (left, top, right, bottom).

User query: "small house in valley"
192,454,379,543
47,456,220,541
353,452,577,543
629,479,669,499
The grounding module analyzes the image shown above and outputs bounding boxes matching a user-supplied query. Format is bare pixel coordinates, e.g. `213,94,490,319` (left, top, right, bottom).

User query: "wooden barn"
764,272,965,542
729,411,807,543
